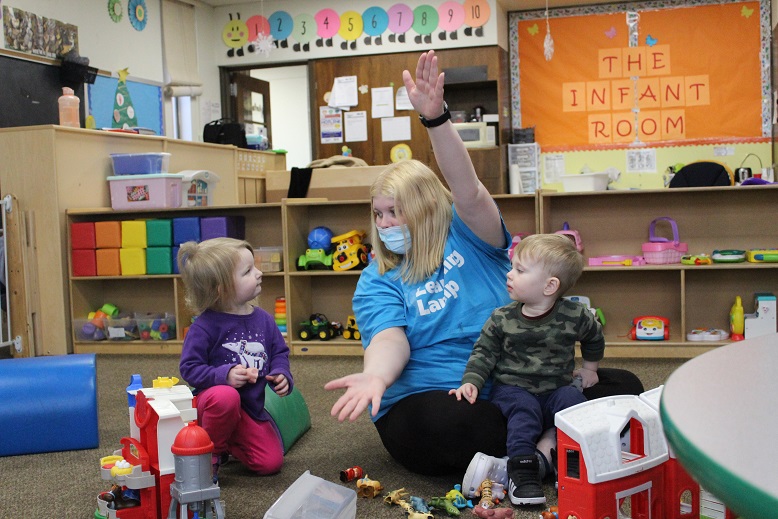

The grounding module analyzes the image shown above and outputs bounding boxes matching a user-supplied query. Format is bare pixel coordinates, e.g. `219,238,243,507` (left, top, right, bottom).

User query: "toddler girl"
177,237,292,483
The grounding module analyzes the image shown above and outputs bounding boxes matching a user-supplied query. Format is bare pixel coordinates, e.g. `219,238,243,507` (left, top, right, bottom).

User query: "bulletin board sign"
509,0,770,151
88,74,163,135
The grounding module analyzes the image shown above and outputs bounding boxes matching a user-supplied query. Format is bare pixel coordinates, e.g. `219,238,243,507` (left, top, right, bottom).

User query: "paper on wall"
345,111,368,142
381,116,411,142
371,87,394,118
395,86,413,110
328,76,358,108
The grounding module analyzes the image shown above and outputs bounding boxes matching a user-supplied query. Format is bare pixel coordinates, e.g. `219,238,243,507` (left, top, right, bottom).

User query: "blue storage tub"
110,152,171,175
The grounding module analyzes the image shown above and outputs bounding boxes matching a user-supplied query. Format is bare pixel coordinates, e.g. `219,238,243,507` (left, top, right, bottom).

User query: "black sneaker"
507,455,546,506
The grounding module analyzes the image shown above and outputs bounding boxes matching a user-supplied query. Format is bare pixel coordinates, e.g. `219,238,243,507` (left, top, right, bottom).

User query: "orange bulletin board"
511,1,768,150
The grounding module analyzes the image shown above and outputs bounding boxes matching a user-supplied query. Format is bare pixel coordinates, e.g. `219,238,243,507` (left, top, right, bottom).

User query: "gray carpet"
0,355,685,518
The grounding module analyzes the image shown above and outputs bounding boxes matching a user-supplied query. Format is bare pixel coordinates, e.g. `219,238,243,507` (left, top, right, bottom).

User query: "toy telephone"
629,315,670,341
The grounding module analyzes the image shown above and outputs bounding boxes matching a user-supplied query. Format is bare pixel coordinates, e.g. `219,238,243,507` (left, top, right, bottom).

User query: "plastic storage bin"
264,471,356,519
561,171,610,192
104,314,138,341
108,174,183,210
135,312,177,341
73,318,107,341
256,246,284,272
110,153,171,175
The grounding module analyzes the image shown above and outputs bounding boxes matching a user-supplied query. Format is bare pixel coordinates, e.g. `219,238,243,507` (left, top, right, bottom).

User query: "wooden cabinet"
68,204,284,355
0,126,241,356
537,185,778,357
310,46,510,194
67,185,777,359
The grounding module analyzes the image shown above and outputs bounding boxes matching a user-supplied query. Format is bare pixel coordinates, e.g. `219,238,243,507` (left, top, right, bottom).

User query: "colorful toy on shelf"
274,297,287,336
564,295,605,326
746,249,778,263
744,292,776,339
588,255,646,267
680,254,712,265
629,316,670,341
332,230,371,271
686,328,729,342
298,313,339,341
711,249,746,263
342,315,361,340
297,248,334,270
641,217,688,265
308,226,335,253
730,296,745,341
555,222,583,252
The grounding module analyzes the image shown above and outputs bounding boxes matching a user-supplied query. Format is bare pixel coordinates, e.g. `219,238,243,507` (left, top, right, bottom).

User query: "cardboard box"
266,166,386,203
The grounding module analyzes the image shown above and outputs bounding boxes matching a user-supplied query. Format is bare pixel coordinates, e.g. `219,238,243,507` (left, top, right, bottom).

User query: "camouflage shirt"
461,299,604,395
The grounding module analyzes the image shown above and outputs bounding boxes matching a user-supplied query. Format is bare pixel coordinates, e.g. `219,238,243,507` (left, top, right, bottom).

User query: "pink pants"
195,385,284,475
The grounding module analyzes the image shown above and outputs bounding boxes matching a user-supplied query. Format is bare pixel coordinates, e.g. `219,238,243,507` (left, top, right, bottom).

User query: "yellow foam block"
120,248,146,276
121,220,147,249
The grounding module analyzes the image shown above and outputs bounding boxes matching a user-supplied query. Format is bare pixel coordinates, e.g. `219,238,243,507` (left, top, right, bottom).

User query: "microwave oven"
453,122,496,148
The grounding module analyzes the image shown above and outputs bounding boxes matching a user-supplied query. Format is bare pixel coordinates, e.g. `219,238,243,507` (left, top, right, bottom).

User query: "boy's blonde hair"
370,159,453,284
177,237,255,314
513,233,584,296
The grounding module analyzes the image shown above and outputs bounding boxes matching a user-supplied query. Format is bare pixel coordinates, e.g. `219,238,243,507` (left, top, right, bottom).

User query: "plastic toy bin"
73,318,107,341
135,312,177,341
256,246,284,272
264,470,356,519
110,152,171,175
104,314,138,341
108,174,183,210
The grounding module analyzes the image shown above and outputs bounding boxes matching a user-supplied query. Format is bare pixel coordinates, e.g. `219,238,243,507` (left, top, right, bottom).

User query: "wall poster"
509,0,771,151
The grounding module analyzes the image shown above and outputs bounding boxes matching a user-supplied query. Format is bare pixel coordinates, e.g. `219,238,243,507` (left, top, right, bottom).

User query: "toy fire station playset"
554,387,737,519
96,375,224,519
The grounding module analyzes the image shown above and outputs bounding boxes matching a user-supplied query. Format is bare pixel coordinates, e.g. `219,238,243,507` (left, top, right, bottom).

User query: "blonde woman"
325,51,642,479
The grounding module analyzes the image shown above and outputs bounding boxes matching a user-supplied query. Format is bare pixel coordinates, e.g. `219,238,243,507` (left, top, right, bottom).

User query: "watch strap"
419,103,451,128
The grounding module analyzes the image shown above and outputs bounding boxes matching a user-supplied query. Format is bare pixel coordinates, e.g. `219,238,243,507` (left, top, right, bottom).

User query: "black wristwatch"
419,102,450,128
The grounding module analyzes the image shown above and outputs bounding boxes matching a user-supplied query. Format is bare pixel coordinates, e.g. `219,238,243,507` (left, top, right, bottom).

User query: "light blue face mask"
377,225,412,255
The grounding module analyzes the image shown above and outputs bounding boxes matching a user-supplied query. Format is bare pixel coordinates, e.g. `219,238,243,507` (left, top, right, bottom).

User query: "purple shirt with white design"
179,307,292,422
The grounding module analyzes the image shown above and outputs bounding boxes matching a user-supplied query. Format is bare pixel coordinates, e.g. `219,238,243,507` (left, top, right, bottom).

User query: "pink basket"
642,217,688,264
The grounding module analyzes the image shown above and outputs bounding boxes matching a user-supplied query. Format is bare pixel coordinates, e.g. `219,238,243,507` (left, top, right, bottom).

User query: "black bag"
669,161,733,188
203,119,248,148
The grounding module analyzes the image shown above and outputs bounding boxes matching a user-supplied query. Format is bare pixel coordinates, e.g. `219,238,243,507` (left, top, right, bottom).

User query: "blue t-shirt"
353,207,511,420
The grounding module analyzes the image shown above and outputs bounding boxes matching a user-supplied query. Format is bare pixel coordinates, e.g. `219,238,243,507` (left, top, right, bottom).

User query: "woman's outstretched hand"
324,372,387,422
402,50,446,120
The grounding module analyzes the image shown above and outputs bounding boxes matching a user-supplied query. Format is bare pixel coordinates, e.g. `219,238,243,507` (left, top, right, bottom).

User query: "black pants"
373,367,644,476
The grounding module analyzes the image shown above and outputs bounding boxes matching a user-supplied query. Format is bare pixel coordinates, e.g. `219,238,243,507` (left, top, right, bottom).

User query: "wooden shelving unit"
67,184,778,358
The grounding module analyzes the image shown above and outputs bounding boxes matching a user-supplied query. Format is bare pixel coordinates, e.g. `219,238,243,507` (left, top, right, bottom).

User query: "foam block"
71,222,96,250
264,385,311,454
0,353,99,456
121,220,147,249
173,217,200,245
95,221,122,249
200,216,246,241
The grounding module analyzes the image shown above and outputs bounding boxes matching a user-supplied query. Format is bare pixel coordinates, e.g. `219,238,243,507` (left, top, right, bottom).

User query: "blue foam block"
0,353,99,456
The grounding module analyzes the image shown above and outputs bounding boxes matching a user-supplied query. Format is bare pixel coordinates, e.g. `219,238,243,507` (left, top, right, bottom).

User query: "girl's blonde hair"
370,159,453,284
177,237,255,314
513,234,584,295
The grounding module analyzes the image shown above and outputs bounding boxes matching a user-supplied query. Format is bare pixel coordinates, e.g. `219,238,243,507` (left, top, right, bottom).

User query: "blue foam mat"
0,353,99,456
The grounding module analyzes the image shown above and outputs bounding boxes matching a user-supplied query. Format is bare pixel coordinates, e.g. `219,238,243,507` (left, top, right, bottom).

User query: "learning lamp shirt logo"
562,45,710,144
414,250,464,316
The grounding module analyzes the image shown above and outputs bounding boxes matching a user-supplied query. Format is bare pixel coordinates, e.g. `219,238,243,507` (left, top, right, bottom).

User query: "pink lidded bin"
641,217,688,264
108,174,183,210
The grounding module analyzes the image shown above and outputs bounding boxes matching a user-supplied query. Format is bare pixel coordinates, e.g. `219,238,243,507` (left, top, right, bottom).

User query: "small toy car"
297,248,333,270
298,313,338,341
331,230,371,272
342,315,360,340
